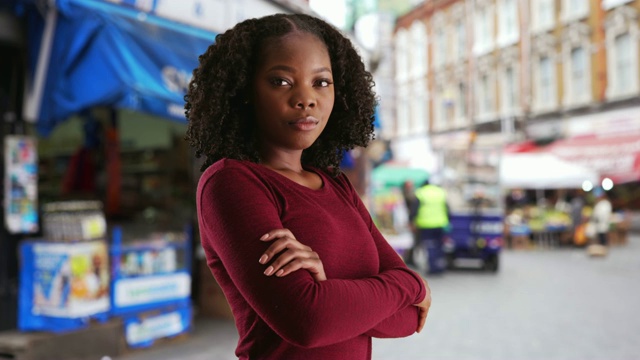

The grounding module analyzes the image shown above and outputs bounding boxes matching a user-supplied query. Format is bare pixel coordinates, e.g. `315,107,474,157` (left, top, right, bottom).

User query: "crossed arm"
198,168,430,348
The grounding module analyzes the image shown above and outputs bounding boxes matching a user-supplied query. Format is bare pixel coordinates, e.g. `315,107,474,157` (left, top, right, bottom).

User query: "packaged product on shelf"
42,200,107,242
110,226,192,316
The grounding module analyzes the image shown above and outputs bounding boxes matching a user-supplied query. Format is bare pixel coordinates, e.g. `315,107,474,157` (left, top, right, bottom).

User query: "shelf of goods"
18,200,192,348
18,201,111,333
110,226,193,348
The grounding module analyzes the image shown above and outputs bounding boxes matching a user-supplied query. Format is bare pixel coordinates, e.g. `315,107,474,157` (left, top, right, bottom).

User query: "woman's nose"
291,88,316,109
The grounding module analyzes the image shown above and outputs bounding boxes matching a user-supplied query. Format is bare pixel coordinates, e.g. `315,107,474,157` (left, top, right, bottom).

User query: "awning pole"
23,0,58,123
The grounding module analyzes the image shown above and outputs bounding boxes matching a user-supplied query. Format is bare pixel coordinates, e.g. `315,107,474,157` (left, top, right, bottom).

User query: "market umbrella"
371,165,429,189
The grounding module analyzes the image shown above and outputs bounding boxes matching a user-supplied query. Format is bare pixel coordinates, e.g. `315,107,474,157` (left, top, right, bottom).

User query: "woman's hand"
414,277,431,333
258,228,327,282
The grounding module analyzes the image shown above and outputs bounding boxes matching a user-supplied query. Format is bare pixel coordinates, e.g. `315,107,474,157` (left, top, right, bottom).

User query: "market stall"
7,0,212,351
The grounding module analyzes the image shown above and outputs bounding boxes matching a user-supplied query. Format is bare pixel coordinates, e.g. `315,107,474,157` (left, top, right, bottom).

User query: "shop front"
502,107,640,249
0,0,219,356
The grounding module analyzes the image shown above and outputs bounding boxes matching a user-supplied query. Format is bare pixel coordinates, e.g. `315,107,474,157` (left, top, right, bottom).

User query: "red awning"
545,134,640,184
506,134,640,184
504,134,640,184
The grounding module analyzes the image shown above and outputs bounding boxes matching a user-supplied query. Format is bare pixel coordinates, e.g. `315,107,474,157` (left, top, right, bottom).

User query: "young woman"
186,13,431,359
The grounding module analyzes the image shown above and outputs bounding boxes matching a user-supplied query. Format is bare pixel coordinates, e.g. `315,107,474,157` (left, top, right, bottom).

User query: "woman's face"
251,32,335,154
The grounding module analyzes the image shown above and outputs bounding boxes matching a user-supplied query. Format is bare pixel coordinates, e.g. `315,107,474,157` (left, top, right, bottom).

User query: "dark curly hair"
185,13,377,175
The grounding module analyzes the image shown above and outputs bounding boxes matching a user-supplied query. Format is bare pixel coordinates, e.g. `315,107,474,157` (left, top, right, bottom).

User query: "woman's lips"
288,116,319,131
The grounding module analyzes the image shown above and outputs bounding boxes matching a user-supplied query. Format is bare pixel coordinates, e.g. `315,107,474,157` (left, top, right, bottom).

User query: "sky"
309,0,348,29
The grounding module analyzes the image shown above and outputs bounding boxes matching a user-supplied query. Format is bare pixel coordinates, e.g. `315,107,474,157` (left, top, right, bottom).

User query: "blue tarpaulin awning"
23,0,216,135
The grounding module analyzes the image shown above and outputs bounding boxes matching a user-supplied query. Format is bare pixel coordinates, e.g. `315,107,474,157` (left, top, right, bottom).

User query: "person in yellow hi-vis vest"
411,179,450,274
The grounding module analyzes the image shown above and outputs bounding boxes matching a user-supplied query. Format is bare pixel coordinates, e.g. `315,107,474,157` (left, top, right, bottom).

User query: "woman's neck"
258,151,322,190
258,149,304,173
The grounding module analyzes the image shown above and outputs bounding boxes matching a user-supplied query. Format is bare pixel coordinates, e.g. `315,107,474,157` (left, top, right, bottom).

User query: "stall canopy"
546,134,640,184
500,152,600,189
372,164,429,189
22,0,216,135
501,133,640,188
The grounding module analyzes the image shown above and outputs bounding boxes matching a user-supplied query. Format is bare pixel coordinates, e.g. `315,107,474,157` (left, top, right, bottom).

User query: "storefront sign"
565,107,640,138
19,240,111,331
113,272,191,308
124,305,191,348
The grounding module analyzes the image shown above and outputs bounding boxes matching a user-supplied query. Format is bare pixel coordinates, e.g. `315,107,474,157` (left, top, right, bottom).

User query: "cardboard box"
587,244,608,257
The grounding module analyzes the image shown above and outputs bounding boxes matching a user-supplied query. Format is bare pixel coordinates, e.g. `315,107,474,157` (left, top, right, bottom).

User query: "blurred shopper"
402,180,420,266
592,188,612,246
570,190,587,246
186,14,430,360
413,179,450,274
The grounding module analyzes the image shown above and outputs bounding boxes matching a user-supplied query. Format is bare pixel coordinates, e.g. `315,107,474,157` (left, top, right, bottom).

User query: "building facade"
393,0,640,208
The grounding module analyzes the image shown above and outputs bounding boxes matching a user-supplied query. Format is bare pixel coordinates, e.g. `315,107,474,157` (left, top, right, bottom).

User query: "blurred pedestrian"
592,187,612,246
413,179,450,274
186,14,430,360
570,189,587,246
401,180,419,266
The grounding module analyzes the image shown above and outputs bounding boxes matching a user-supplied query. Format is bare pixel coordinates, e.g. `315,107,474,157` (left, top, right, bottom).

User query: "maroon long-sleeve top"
196,159,426,359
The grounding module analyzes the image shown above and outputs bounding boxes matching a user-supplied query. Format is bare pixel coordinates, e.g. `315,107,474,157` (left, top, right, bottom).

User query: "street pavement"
116,233,640,360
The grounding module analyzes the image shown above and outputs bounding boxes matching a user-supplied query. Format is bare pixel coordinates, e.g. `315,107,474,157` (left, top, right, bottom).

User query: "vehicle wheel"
483,254,499,272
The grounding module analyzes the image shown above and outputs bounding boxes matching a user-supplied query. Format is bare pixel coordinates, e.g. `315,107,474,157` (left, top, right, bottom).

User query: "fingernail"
264,266,273,275
260,234,269,240
275,269,284,277
259,254,268,264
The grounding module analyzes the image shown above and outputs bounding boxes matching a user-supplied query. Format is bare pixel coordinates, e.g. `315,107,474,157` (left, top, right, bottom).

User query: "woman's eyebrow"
266,65,332,74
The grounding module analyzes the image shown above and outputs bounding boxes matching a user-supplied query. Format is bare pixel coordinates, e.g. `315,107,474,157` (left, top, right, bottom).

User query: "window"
603,0,634,10
498,0,519,46
455,20,466,61
605,7,640,99
536,55,557,110
474,5,495,55
396,84,410,136
457,82,467,122
482,75,491,114
532,0,555,32
570,47,587,101
433,84,445,130
412,80,428,134
540,0,555,29
540,57,552,104
395,29,409,82
477,73,494,117
411,22,428,77
434,26,447,67
614,33,632,94
502,66,518,112
562,0,589,22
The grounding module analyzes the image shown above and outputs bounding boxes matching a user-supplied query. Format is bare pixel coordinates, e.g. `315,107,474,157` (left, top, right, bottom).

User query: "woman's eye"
270,78,290,87
315,79,333,87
